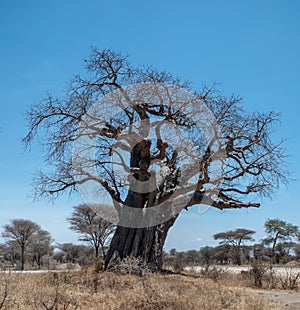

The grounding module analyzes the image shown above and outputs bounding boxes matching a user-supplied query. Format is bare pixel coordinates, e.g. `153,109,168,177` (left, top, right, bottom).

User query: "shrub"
107,256,153,276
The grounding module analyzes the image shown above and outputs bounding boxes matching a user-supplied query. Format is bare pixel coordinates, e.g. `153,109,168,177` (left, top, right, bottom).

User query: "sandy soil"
186,265,300,308
245,288,300,309
186,265,300,277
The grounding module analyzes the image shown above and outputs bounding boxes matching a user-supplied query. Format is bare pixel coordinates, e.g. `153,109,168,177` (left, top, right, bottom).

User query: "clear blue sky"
0,0,299,251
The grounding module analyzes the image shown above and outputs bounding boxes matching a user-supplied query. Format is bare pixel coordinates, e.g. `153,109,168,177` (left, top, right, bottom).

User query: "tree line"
165,219,300,268
0,204,115,270
0,206,299,270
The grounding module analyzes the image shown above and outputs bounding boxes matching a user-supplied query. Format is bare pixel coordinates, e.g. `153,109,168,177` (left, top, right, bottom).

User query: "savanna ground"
1,263,300,309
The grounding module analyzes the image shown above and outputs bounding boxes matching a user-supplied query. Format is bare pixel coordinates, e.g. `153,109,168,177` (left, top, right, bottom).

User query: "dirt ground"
186,265,300,277
245,289,300,309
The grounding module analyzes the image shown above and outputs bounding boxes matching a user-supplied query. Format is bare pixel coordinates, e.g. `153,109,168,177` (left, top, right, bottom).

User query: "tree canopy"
262,218,299,263
214,228,255,265
68,204,115,258
2,219,40,270
24,48,288,210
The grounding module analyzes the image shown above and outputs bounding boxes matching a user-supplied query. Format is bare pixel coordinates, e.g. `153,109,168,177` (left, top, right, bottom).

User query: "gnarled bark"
105,215,177,270
105,140,177,271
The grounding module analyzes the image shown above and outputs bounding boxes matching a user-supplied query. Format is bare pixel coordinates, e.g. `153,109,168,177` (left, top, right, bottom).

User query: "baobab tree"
23,48,288,271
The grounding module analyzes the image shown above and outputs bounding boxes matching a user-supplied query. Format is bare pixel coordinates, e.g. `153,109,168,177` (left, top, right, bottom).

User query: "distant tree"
0,240,20,266
2,219,40,270
213,244,231,265
67,204,115,259
0,243,4,257
199,246,215,269
294,241,300,260
56,243,93,265
0,243,6,265
252,243,272,261
184,250,200,265
214,228,255,265
53,251,65,264
169,248,177,256
162,249,175,268
262,218,299,264
27,229,54,268
173,251,185,273
240,245,252,264
276,241,295,263
294,234,300,260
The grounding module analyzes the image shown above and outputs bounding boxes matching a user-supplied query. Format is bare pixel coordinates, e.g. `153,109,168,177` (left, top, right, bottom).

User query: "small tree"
0,241,20,267
56,243,93,265
214,228,255,265
67,204,115,259
262,218,299,264
213,244,231,265
199,246,215,269
253,243,272,262
169,248,177,256
276,241,295,263
294,243,300,261
184,250,200,265
27,229,54,268
2,219,40,270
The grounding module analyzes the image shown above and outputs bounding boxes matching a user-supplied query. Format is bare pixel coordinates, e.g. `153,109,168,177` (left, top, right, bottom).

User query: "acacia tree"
56,243,93,265
23,48,288,271
67,204,115,258
214,228,255,265
294,235,300,260
27,229,53,268
199,246,215,269
2,219,40,270
0,241,20,266
262,218,299,264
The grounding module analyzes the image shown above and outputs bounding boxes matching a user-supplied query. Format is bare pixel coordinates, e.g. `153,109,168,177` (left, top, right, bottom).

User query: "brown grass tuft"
0,268,270,309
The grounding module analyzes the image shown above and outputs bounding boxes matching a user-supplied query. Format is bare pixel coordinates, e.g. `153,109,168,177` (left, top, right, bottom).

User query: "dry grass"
0,268,271,310
212,268,300,291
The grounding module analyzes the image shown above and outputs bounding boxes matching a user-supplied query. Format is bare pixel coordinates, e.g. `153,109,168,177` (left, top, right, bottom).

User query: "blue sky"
0,0,299,251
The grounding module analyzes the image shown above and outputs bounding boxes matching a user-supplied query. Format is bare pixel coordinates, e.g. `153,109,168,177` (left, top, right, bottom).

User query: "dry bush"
200,265,225,281
21,272,78,310
30,285,78,310
279,269,300,290
79,258,106,293
0,270,269,309
172,260,184,273
250,261,267,288
263,266,277,289
215,263,300,292
107,256,153,276
0,271,19,309
249,263,299,290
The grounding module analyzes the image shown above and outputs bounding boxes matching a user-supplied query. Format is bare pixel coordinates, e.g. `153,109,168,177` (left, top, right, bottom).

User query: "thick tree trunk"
105,181,177,270
105,216,176,271
105,140,178,271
